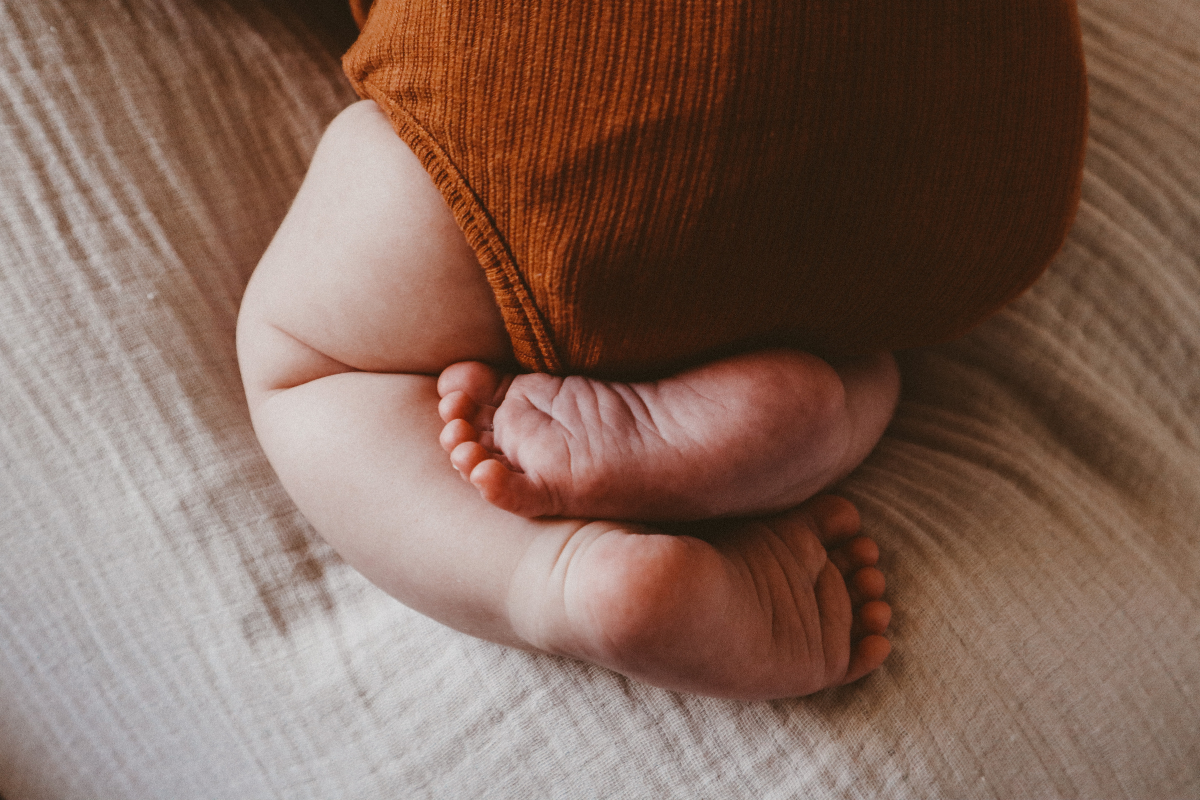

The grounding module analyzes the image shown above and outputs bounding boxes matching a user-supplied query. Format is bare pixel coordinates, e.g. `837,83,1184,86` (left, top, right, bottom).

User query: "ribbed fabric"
344,0,1088,377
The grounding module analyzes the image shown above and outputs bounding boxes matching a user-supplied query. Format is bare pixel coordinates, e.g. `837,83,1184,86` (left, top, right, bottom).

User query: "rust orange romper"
344,0,1088,379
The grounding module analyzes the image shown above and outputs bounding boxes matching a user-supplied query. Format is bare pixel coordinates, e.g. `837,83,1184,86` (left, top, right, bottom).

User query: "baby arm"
236,101,890,698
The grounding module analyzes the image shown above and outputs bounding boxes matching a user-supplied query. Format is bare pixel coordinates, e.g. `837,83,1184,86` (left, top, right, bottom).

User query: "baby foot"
438,350,897,521
510,494,891,699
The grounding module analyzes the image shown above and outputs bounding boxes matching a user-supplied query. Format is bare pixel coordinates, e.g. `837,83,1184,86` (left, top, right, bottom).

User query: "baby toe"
842,634,891,685
844,536,879,568
440,418,477,453
802,495,861,545
438,391,478,423
450,440,491,476
849,566,886,604
828,536,878,575
854,600,891,636
437,361,502,404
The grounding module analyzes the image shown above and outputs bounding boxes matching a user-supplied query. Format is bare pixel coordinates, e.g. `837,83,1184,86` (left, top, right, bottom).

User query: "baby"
238,99,895,699
236,0,1086,699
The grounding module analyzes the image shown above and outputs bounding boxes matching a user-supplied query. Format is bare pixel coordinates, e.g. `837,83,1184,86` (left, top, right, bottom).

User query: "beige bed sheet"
1,0,1197,797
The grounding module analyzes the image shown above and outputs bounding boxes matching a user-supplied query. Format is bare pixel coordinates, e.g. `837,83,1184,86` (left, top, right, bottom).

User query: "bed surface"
1,0,1197,796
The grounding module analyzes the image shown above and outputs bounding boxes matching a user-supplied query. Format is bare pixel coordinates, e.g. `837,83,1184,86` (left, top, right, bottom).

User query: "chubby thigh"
236,100,537,650
238,99,514,405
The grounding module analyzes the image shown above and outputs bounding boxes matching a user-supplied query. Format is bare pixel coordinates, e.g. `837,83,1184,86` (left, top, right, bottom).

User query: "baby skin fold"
237,101,895,699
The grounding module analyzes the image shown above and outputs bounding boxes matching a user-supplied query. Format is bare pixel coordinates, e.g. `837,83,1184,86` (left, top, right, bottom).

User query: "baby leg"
439,350,899,521
239,99,892,698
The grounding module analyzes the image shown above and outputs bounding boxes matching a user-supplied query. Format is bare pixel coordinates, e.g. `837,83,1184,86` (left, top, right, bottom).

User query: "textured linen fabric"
344,0,1087,377
0,0,1197,798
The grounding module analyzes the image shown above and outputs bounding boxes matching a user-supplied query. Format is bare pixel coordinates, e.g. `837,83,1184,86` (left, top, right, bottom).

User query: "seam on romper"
351,81,563,374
